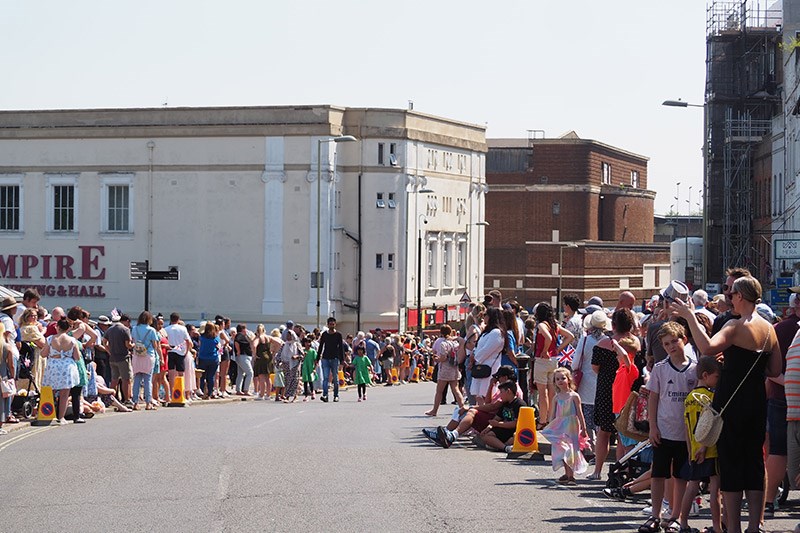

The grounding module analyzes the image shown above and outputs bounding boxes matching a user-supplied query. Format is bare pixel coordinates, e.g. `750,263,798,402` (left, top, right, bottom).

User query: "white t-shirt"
0,312,16,342
571,333,600,405
164,323,191,356
646,357,697,441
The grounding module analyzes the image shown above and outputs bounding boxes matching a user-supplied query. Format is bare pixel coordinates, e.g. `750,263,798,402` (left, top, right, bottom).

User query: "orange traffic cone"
509,406,538,455
168,376,186,407
33,386,56,426
390,367,399,384
426,366,434,380
410,367,420,383
338,370,347,389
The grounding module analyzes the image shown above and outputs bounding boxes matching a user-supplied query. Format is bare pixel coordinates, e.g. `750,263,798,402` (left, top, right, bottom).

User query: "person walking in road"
318,317,344,402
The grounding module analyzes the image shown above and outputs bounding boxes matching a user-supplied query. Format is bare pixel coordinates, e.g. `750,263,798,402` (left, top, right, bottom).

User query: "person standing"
196,322,220,399
164,313,192,400
102,314,134,406
318,317,344,402
301,336,318,401
281,323,302,402
562,294,584,349
234,324,254,396
353,344,371,401
130,311,159,411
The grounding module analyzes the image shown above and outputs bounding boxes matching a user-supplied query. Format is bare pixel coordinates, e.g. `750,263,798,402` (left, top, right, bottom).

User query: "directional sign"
130,261,148,280
147,268,179,281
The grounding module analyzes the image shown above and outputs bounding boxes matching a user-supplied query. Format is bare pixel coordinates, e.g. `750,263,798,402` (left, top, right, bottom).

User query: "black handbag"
472,350,501,379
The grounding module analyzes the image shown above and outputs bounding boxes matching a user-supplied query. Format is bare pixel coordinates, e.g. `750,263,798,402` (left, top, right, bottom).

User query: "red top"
535,326,558,359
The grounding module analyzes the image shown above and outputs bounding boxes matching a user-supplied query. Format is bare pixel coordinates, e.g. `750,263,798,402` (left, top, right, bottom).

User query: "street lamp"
662,100,704,108
662,97,706,286
415,189,435,339
316,134,357,329
558,243,579,321
466,221,489,298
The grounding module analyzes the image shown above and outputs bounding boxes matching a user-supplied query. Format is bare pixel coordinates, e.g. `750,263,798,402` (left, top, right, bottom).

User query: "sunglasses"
722,284,730,292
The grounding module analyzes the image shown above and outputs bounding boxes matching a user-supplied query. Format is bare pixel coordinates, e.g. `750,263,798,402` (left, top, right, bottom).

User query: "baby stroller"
11,341,40,419
605,439,652,489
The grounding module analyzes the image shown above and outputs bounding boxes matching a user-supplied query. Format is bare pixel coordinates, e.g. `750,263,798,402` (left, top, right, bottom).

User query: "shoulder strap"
719,334,771,415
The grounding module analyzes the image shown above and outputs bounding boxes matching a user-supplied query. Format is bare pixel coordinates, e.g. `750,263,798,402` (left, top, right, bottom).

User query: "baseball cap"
286,320,294,328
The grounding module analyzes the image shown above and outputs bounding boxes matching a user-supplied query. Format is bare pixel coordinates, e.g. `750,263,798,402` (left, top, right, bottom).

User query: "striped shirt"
785,329,800,421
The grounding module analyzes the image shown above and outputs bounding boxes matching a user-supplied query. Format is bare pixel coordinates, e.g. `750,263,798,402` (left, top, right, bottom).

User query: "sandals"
638,516,661,533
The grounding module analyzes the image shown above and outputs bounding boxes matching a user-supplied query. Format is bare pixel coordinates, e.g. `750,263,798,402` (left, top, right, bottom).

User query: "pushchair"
605,439,652,489
11,341,40,419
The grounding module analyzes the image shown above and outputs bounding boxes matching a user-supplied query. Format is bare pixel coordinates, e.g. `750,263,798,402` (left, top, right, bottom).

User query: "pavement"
1,382,799,532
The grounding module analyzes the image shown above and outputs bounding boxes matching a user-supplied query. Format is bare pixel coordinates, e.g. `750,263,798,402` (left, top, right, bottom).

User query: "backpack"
132,326,149,357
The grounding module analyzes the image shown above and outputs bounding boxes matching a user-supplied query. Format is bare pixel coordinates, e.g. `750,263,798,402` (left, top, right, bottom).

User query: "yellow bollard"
168,376,186,407
390,367,399,384
269,373,275,396
33,386,56,426
426,366,434,380
338,370,348,389
510,406,538,454
410,367,420,383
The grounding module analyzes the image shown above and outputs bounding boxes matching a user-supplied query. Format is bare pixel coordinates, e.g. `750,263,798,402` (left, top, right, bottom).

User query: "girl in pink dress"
540,367,589,485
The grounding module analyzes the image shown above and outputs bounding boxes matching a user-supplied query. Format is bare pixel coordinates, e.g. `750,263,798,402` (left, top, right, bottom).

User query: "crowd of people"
0,290,449,430
417,277,798,533
1,272,799,532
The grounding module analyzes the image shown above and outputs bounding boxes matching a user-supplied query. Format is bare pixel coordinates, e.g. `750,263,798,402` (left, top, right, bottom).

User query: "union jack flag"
558,343,576,367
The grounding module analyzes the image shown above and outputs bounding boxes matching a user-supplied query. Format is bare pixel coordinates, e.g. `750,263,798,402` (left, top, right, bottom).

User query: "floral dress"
42,337,80,390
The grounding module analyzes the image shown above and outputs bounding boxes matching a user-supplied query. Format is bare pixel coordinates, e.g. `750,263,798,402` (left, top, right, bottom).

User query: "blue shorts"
768,398,788,456
679,458,718,481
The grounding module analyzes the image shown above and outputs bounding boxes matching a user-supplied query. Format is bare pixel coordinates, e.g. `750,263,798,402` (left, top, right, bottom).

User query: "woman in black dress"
673,276,781,533
588,308,638,480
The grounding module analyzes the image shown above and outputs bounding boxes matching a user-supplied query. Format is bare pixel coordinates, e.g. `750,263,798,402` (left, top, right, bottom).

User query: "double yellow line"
0,426,53,453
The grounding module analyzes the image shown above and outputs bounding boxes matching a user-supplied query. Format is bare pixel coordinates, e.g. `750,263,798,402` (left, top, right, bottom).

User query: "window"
631,170,640,188
601,162,611,185
0,175,22,232
456,239,466,287
387,192,396,209
387,253,395,270
376,192,385,208
426,235,438,288
443,240,452,287
375,253,383,269
46,174,79,233
101,174,134,234
552,202,560,215
388,143,398,166
378,143,385,165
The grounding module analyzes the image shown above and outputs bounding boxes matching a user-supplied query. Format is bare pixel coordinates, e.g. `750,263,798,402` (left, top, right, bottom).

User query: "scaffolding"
704,0,781,282
722,110,772,269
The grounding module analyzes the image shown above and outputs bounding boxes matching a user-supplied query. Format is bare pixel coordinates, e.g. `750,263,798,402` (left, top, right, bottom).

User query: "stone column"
261,136,285,315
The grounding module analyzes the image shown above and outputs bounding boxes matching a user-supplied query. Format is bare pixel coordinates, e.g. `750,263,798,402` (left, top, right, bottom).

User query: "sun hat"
0,297,17,312
661,280,690,304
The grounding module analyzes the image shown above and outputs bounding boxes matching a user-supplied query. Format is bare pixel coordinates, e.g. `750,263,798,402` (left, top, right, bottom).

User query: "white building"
0,105,487,333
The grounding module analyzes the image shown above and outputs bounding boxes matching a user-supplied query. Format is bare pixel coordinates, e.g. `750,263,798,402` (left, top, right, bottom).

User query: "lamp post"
557,243,578,321
416,211,429,339
466,221,489,298
662,98,706,286
686,185,692,287
316,135,357,329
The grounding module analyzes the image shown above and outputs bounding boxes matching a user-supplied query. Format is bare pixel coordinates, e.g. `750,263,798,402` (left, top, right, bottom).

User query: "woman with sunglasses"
672,276,781,533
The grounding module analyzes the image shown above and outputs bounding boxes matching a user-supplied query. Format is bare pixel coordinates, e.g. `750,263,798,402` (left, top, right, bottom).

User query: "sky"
0,0,710,214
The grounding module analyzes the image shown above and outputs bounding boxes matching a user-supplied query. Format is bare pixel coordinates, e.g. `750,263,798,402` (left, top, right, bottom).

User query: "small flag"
558,343,575,366
110,307,121,321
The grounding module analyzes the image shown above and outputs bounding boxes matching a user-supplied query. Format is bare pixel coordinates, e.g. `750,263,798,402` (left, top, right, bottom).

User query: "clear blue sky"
0,0,708,214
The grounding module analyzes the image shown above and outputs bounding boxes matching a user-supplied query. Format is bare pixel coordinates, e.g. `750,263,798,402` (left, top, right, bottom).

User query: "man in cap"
579,296,604,317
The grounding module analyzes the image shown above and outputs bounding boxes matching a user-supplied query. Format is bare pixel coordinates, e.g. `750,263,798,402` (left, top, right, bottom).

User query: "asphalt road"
2,382,799,533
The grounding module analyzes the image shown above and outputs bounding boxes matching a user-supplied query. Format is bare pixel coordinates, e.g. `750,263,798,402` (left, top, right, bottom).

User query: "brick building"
485,134,670,310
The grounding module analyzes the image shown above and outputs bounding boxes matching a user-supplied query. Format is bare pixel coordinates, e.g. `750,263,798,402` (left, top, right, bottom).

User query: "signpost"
775,240,800,260
130,261,179,311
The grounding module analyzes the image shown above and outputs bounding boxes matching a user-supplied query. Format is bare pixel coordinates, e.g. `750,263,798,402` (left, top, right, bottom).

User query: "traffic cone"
509,406,539,456
410,367,420,383
33,385,56,426
269,373,275,396
390,367,399,384
426,366,434,380
338,370,347,389
168,376,186,407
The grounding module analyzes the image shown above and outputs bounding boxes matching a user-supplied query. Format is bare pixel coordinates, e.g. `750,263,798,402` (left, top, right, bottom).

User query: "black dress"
592,345,618,433
713,344,768,492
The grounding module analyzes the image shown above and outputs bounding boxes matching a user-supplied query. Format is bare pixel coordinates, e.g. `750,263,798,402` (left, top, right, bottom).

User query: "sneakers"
320,396,329,403
73,418,86,424
56,418,68,426
603,487,625,501
690,497,701,517
436,426,455,448
333,397,339,403
357,398,362,402
363,395,367,401
422,428,439,444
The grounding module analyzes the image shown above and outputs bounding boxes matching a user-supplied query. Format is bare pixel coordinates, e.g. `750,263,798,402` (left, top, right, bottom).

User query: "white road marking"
0,426,53,453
